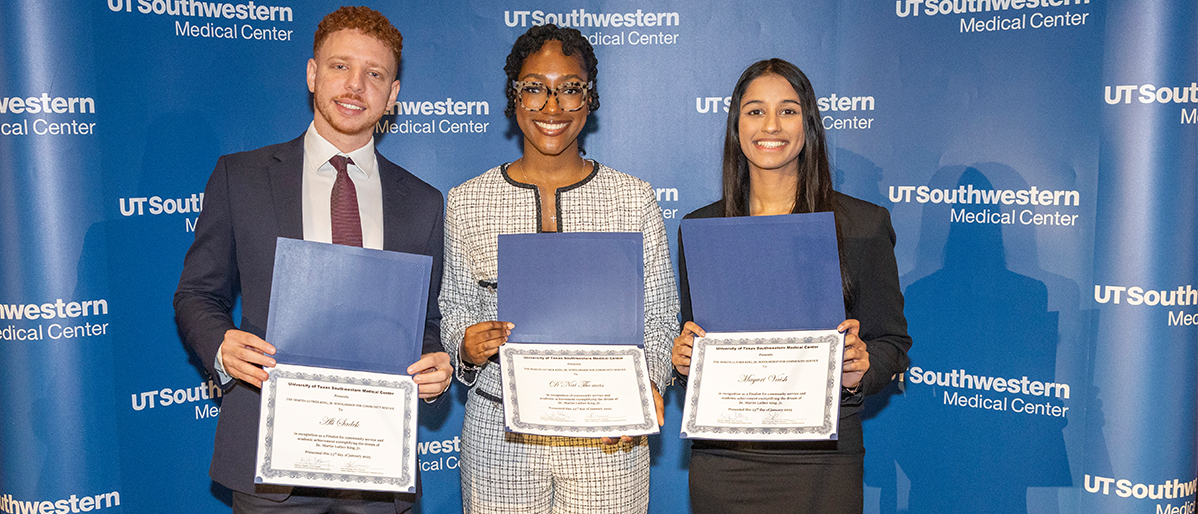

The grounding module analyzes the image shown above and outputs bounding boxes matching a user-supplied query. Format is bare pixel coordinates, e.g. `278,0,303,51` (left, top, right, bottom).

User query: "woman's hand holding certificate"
838,319,870,390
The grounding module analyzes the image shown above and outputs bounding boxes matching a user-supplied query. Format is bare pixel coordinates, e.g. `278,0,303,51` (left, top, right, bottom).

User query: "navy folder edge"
680,212,844,332
497,232,645,346
265,237,432,375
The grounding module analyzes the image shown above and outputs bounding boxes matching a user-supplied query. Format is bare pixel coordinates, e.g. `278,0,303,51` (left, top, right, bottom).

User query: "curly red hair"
313,6,403,73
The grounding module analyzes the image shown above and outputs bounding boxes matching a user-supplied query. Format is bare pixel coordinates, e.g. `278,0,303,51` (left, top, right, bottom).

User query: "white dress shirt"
301,121,385,249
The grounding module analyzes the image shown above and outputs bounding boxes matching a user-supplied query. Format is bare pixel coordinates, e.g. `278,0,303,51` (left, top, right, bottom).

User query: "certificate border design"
258,368,415,490
684,335,840,438
502,345,657,434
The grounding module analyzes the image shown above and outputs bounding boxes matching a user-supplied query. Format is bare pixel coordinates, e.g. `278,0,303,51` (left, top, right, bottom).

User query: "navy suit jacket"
173,134,444,506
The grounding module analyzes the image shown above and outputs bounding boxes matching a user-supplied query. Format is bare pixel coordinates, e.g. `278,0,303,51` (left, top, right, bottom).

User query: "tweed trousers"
459,391,650,514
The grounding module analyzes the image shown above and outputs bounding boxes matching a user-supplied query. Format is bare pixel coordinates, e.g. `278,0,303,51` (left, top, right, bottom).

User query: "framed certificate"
255,363,417,493
680,330,844,440
499,343,660,437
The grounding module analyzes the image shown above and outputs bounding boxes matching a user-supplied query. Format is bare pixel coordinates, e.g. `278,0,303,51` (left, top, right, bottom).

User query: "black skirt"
688,413,865,514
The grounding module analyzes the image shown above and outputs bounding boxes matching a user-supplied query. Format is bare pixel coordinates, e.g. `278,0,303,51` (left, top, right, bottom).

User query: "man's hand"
461,321,513,366
219,329,276,388
408,351,453,399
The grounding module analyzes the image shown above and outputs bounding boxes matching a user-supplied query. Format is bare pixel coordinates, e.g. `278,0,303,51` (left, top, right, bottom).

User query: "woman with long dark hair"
672,58,912,513
441,24,678,514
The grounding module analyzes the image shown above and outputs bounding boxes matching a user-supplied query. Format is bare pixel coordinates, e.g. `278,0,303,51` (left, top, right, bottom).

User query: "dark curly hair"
503,24,599,118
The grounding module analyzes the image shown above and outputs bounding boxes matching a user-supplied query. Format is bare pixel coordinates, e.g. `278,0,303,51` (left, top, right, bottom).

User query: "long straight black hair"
721,58,833,216
720,58,853,306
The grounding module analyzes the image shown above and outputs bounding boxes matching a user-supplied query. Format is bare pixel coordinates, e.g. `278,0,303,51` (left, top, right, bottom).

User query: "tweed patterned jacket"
440,161,679,399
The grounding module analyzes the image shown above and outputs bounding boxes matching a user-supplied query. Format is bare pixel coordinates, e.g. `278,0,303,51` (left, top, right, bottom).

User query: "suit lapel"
378,152,411,252
267,135,305,240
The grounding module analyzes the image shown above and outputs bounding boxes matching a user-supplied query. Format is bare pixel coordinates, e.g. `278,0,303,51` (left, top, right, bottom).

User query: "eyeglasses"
512,80,592,112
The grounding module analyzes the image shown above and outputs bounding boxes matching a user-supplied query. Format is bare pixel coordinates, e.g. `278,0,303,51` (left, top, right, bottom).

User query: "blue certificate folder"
497,232,644,346
680,212,844,331
265,237,432,375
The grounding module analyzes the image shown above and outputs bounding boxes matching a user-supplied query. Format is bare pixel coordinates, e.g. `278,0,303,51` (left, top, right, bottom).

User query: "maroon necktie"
329,155,363,247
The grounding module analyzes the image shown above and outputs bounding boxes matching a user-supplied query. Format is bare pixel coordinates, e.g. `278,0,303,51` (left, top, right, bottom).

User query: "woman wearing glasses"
440,24,678,514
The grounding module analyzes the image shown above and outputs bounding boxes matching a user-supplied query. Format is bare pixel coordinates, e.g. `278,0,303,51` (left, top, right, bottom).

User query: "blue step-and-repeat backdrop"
1,1,1195,513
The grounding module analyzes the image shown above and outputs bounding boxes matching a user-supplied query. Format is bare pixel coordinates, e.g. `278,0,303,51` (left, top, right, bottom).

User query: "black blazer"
173,134,444,503
678,192,912,419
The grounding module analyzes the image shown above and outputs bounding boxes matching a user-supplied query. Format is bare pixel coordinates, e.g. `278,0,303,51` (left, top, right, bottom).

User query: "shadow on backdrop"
863,165,1085,513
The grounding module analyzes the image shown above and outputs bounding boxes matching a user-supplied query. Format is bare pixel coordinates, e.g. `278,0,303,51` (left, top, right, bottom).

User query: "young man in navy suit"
174,6,451,513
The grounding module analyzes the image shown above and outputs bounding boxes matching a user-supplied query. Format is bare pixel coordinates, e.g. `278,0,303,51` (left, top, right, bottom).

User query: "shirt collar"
303,121,378,178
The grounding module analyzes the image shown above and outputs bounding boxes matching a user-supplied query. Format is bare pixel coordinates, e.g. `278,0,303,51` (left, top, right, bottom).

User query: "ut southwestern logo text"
1094,284,1198,328
893,0,1094,35
896,0,1092,17
108,0,293,20
695,93,875,130
1105,83,1198,125
132,380,224,420
108,0,296,42
0,491,121,514
505,9,678,28
889,184,1082,227
504,9,680,47
1083,473,1196,512
905,366,1071,418
655,187,680,220
0,298,110,342
0,94,96,137
418,436,460,472
377,99,491,136
119,193,205,232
